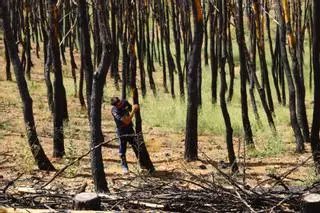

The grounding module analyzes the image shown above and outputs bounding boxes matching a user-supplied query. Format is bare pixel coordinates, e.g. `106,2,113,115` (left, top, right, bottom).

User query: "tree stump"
73,192,101,210
302,193,320,213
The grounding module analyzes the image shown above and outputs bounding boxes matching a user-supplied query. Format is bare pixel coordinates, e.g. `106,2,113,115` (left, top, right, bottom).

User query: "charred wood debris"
0,155,319,212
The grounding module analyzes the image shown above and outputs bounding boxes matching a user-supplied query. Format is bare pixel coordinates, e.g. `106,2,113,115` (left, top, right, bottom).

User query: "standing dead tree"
276,0,305,153
47,0,69,158
184,0,203,161
311,0,320,174
90,0,114,193
1,0,55,171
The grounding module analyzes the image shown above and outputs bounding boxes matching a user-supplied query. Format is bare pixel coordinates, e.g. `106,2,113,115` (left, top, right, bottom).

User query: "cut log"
73,192,101,210
302,193,320,213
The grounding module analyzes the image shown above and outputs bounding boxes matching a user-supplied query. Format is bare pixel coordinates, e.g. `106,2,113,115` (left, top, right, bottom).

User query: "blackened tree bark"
311,0,320,173
164,1,176,98
40,0,54,113
218,0,238,173
276,1,305,153
171,0,184,98
122,21,129,100
67,0,77,97
253,0,274,113
128,0,155,173
78,0,93,117
90,0,113,193
227,7,235,103
235,0,254,145
111,0,120,90
282,0,310,143
159,0,168,93
47,0,68,158
23,0,33,81
209,2,218,104
145,2,157,95
79,65,86,108
135,1,147,97
184,0,203,161
4,36,12,81
1,1,55,171
203,0,209,66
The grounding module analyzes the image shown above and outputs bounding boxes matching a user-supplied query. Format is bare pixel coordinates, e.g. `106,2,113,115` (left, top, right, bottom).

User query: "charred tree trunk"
90,0,113,193
4,36,12,81
283,0,310,143
209,2,218,104
1,1,55,171
78,0,93,117
218,0,238,173
24,0,33,81
276,1,305,153
227,7,235,102
135,1,147,97
253,0,274,113
145,3,156,95
311,0,320,174
184,0,203,161
111,0,120,90
128,0,155,173
172,1,184,98
47,0,69,158
235,0,254,145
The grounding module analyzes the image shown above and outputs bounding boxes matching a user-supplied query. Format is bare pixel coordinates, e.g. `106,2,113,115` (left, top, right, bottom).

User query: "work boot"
120,156,129,173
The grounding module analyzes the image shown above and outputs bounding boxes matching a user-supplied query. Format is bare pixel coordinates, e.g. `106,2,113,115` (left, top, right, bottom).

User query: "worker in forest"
110,96,139,173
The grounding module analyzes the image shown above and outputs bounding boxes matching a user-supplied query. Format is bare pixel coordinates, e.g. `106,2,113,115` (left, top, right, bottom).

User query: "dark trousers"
117,130,138,158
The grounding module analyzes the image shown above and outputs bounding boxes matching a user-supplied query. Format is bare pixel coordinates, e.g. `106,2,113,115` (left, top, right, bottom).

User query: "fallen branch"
2,173,23,193
41,134,137,189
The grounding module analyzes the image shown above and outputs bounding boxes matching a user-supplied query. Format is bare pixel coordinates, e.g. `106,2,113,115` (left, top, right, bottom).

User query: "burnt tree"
311,0,320,173
1,1,55,171
235,0,254,145
276,0,305,153
90,0,113,193
184,0,203,161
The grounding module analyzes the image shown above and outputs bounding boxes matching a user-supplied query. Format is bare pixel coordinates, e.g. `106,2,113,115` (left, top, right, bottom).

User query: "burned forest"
1,0,320,212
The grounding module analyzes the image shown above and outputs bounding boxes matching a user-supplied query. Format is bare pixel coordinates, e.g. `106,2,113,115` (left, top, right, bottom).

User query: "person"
110,97,139,173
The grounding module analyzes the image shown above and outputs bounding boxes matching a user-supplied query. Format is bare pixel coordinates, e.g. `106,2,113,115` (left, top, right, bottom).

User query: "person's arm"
121,104,139,125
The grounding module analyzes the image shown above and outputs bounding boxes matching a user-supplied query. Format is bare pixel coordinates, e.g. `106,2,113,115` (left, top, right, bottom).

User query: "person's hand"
132,104,139,113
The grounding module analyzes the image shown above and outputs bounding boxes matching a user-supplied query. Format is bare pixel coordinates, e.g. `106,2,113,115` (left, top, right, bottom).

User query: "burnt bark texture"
235,0,254,145
184,0,203,161
276,1,305,153
47,0,68,158
311,0,320,174
1,1,55,171
90,0,113,193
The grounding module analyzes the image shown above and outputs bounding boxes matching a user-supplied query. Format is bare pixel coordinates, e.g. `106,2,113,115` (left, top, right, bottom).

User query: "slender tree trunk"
283,0,310,143
311,0,320,173
209,2,218,104
4,36,12,81
1,1,55,171
218,0,238,173
128,0,155,172
276,1,305,153
172,1,184,98
235,0,254,145
184,0,203,161
47,0,69,158
90,0,113,193
227,7,235,102
78,0,93,117
24,0,33,81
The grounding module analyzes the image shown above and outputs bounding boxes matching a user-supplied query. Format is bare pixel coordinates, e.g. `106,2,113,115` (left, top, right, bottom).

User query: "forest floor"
0,39,318,207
